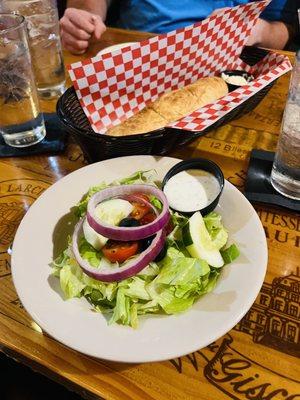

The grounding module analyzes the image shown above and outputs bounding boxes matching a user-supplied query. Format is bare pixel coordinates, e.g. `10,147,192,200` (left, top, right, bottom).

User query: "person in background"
59,0,298,55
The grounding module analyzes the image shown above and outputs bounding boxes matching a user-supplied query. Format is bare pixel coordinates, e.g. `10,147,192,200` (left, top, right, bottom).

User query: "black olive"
154,242,168,262
140,237,167,262
119,217,140,227
140,235,154,251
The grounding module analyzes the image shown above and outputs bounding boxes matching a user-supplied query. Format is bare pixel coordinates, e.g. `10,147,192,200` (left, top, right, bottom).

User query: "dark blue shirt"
116,0,295,33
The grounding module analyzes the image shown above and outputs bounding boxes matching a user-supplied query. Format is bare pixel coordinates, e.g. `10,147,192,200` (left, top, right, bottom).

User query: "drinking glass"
3,0,66,98
0,13,46,147
270,53,300,200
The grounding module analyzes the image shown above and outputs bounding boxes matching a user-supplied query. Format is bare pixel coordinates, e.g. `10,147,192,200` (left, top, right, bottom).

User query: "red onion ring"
87,184,170,241
72,218,165,282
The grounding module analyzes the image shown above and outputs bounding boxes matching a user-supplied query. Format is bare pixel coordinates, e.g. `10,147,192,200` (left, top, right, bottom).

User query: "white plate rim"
96,42,138,57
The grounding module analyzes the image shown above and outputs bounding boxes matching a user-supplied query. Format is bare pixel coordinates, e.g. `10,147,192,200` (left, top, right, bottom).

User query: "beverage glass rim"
0,13,25,34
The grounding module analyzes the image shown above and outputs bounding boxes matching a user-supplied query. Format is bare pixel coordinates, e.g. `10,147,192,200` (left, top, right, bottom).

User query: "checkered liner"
168,52,292,131
68,0,291,135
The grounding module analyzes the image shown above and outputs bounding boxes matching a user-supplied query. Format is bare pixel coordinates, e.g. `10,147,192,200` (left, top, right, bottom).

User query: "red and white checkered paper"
68,0,292,134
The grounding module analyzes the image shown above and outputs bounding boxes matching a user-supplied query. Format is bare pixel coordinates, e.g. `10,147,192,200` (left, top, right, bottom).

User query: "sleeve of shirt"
260,0,300,44
260,0,299,25
57,0,67,19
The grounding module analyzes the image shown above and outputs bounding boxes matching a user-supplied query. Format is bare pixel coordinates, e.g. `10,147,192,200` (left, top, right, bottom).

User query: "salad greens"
52,170,239,328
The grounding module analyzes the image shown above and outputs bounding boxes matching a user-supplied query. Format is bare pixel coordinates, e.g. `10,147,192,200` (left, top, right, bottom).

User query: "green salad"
52,171,239,328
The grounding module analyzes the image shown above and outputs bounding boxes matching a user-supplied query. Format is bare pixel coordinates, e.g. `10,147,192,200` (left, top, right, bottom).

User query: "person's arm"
249,0,298,49
66,0,110,20
246,18,290,49
211,1,295,50
60,0,111,54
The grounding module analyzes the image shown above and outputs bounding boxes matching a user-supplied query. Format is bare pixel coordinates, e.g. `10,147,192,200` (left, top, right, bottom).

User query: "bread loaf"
107,77,228,136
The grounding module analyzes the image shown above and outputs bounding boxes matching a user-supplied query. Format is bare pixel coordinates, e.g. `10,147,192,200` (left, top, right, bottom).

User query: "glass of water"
4,0,65,98
0,13,46,147
270,53,300,200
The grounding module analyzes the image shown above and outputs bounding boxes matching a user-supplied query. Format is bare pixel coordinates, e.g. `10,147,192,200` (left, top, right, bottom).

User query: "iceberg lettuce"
53,240,221,327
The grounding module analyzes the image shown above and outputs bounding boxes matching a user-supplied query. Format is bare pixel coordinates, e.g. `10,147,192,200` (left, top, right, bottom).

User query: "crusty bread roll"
105,107,167,137
107,77,228,136
150,86,199,121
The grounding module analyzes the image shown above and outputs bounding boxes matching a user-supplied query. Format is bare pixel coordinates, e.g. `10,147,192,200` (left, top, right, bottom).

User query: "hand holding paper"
60,8,106,54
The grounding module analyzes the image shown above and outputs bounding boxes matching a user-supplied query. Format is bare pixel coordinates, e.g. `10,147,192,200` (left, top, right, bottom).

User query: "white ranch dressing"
163,169,220,212
221,73,249,86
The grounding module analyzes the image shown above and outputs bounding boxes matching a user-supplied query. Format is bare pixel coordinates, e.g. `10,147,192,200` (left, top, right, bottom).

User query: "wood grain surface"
0,28,299,400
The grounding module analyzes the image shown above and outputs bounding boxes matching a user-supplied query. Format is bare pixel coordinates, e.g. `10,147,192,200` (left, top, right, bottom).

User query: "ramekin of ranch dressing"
162,159,224,215
220,70,253,90
163,169,220,212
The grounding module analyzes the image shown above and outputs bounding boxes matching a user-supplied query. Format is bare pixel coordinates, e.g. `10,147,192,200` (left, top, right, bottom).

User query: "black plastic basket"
57,46,274,163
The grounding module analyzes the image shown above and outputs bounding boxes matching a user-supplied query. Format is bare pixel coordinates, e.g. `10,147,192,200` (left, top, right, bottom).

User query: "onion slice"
87,184,170,241
72,218,165,282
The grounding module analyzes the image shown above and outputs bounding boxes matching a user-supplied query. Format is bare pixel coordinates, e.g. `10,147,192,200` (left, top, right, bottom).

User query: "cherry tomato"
130,201,151,220
122,193,149,203
140,212,157,225
133,193,150,202
165,219,174,235
102,240,139,263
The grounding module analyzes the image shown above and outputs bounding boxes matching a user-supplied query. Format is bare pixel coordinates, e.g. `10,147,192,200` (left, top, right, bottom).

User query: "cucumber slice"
210,228,228,250
83,199,133,250
182,212,224,268
83,217,108,250
96,199,133,226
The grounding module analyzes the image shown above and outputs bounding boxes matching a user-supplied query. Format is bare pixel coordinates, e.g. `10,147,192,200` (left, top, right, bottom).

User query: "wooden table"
0,28,299,400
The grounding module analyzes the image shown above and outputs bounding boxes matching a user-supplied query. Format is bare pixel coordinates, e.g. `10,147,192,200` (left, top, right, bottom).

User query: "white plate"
96,42,138,57
12,156,267,363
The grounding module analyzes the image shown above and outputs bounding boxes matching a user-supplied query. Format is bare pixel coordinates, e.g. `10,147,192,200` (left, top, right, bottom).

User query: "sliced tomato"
140,212,157,225
122,193,149,204
130,201,151,220
165,219,174,235
102,240,139,263
133,193,150,202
